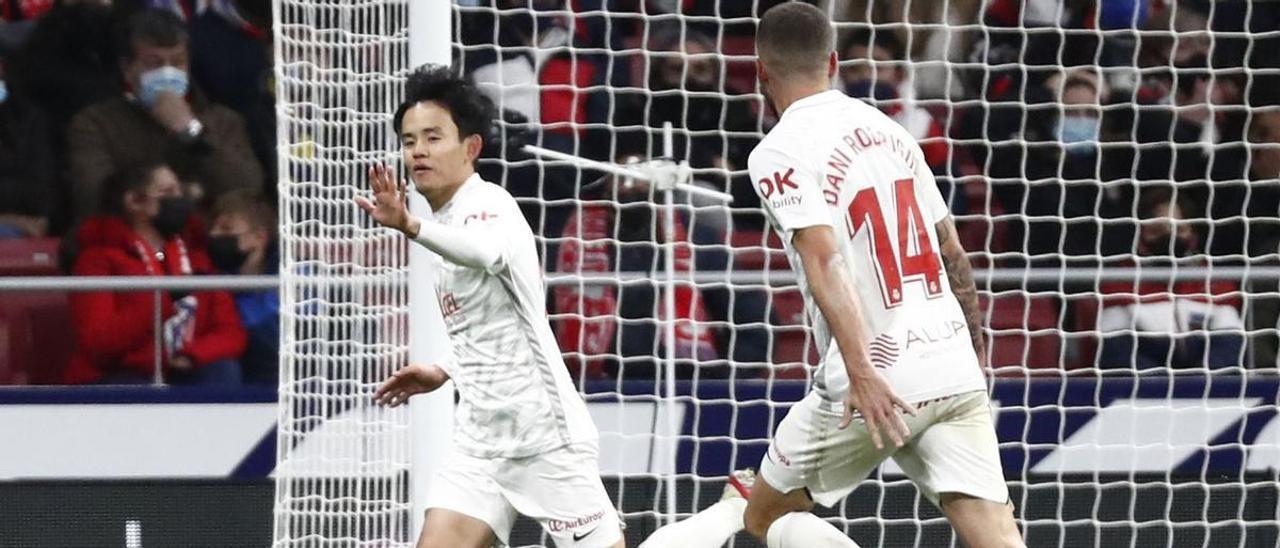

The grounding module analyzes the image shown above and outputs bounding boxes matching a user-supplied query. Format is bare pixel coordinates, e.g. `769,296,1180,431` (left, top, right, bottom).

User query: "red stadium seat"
983,294,1063,370
0,292,73,385
0,238,71,384
729,229,787,270
0,237,60,276
768,289,817,378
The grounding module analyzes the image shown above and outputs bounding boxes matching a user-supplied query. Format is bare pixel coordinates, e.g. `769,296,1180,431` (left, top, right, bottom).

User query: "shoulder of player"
453,178,521,223
749,130,807,167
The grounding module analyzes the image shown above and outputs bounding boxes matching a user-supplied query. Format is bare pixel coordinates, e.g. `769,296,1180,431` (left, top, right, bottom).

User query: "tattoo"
935,218,985,359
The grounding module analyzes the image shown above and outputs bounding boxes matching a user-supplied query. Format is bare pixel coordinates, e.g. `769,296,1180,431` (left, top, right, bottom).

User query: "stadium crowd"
0,0,1277,385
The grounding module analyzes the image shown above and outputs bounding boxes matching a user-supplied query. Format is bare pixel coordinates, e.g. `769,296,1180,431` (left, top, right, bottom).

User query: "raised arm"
934,216,986,367
791,224,915,448
355,164,507,272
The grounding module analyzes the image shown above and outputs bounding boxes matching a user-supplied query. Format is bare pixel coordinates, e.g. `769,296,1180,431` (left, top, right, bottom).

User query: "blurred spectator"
10,0,118,233
0,0,57,55
67,8,262,221
66,162,245,384
832,0,983,99
0,55,54,238
969,69,1125,260
552,153,769,380
839,28,949,173
613,29,760,226
1097,191,1245,369
187,0,275,186
1139,2,1211,75
208,188,277,385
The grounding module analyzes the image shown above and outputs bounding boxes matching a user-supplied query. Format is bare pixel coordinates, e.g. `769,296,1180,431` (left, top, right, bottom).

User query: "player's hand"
374,363,448,407
150,92,196,134
838,368,916,450
355,164,413,234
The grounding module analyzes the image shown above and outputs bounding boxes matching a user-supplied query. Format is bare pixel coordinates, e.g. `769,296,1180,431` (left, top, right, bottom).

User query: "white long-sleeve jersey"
415,173,597,458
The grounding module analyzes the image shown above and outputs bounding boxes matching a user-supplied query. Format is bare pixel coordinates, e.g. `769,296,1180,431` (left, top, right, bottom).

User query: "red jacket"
65,216,246,384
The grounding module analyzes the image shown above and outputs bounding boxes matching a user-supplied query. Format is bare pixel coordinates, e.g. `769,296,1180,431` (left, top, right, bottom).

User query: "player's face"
400,101,481,196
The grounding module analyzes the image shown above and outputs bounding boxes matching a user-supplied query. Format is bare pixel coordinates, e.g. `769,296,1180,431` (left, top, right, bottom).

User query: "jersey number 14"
847,177,944,308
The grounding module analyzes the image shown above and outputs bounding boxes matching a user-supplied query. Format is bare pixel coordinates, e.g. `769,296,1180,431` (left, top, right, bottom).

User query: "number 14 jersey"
748,90,985,406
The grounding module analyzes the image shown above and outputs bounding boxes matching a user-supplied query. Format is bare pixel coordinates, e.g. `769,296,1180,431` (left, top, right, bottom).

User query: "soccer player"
739,4,1024,547
360,66,624,548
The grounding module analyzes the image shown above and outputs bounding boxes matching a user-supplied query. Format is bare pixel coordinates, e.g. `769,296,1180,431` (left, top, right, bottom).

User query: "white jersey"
431,174,597,458
748,90,985,405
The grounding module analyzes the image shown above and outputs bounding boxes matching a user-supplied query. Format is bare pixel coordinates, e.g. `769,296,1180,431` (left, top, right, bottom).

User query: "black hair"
117,8,188,62
100,162,168,215
392,64,496,141
840,27,904,61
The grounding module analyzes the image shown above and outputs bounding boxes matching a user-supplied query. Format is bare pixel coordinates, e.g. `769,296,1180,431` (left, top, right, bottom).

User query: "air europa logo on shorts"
547,509,606,532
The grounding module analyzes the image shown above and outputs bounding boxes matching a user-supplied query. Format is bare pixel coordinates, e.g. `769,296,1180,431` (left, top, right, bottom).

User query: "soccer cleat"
722,468,756,501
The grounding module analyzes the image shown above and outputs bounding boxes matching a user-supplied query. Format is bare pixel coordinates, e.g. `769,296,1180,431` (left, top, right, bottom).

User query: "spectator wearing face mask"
838,29,949,173
65,162,246,384
1096,191,1245,370
66,7,262,222
207,188,278,384
977,69,1121,261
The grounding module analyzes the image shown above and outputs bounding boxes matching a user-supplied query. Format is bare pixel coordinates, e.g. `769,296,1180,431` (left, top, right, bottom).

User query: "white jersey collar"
781,89,844,118
435,172,485,215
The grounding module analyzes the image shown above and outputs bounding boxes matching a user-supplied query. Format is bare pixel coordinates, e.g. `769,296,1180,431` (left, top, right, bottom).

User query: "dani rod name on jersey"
822,126,921,205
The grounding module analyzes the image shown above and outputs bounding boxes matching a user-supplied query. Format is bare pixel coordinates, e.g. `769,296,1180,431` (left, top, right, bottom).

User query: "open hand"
374,363,448,407
354,164,411,233
839,369,917,449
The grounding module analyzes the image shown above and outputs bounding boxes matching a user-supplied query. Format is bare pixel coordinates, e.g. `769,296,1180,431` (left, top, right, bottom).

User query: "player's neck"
770,81,832,117
424,169,476,211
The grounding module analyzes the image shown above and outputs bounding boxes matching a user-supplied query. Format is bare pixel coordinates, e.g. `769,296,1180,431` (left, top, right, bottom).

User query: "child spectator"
65,162,245,384
207,188,278,384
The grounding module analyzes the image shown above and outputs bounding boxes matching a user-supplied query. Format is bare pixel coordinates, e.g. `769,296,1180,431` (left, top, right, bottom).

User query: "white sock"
638,498,747,548
765,512,861,548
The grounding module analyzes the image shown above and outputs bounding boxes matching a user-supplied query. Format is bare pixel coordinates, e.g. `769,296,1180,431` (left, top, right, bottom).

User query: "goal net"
275,0,1280,546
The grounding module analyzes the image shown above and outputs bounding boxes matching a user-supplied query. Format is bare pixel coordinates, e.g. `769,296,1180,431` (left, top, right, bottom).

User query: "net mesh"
273,0,414,546
276,0,1280,546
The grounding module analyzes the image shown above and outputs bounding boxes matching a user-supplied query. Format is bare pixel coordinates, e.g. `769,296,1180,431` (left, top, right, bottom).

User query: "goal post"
406,0,455,541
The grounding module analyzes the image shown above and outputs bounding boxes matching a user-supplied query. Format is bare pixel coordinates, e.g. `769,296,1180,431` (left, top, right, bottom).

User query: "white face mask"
137,66,189,107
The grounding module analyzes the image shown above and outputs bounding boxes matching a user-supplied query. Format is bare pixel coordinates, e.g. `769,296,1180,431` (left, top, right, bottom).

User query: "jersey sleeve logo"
756,167,799,199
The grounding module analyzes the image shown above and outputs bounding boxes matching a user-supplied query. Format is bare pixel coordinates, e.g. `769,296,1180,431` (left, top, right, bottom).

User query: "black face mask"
152,196,192,237
207,235,249,273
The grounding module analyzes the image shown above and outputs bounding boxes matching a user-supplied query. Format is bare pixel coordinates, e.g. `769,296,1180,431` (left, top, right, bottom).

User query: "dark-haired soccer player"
361,65,623,548
738,3,1024,547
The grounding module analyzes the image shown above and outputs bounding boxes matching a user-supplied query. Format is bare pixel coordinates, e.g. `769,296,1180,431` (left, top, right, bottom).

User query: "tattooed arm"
935,216,987,366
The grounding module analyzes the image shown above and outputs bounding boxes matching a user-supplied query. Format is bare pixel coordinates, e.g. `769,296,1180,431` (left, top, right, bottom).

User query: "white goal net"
275,0,1280,546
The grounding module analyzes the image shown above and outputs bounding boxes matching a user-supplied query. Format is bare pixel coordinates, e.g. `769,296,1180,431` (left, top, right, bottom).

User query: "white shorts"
759,390,1008,507
426,442,623,547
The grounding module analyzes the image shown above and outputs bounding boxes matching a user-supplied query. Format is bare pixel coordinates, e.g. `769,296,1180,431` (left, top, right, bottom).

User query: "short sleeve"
747,144,832,233
914,152,951,223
